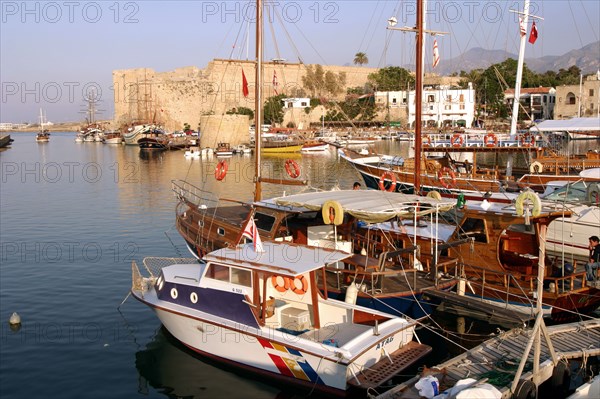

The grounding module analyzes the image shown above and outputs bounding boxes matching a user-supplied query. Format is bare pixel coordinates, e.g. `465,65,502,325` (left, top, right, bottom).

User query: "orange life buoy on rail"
271,275,290,293
484,133,498,147
451,134,464,147
290,276,308,295
284,159,301,179
214,160,228,181
378,171,397,192
437,167,457,189
519,133,535,147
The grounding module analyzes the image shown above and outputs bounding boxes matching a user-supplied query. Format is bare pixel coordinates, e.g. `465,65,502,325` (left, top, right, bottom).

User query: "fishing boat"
354,188,600,322
130,242,430,395
138,127,168,150
0,134,13,148
35,109,50,142
102,131,124,144
301,141,329,153
214,142,233,157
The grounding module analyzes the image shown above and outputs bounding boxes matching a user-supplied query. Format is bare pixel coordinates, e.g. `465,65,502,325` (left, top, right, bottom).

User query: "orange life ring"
451,134,464,147
484,133,497,147
290,276,308,295
271,275,290,293
519,133,535,147
378,171,397,192
284,159,301,179
437,167,457,189
214,160,228,181
424,135,432,147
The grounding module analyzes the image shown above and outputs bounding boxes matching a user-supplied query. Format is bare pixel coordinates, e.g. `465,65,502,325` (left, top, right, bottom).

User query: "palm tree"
353,52,368,66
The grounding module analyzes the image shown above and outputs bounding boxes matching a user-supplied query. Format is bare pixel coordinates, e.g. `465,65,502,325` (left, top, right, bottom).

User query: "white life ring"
515,190,541,217
530,161,543,174
426,190,442,200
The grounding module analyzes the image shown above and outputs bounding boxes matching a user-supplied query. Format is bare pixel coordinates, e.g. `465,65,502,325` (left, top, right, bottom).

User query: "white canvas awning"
532,118,600,132
270,190,457,223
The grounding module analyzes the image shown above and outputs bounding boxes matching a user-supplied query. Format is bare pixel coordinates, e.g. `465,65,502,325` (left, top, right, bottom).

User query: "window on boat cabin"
254,212,276,232
543,181,587,203
217,227,225,236
205,263,252,287
231,267,252,287
205,263,230,282
458,217,487,243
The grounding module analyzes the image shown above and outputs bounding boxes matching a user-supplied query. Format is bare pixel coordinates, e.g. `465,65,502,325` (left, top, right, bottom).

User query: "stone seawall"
113,59,378,132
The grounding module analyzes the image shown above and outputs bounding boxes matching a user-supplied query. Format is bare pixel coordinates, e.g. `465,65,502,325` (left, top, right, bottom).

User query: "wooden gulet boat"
131,242,429,395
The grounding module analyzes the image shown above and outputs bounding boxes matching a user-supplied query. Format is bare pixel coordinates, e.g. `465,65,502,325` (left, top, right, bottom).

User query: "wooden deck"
375,319,600,399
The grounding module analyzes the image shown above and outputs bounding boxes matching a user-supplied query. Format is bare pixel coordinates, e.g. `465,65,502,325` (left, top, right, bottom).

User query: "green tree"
367,67,414,91
263,94,286,125
226,106,254,120
302,65,346,97
353,52,368,66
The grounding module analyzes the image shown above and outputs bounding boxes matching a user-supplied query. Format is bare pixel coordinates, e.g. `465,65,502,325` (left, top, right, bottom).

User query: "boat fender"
290,276,308,295
550,360,570,390
322,200,344,225
437,167,457,189
284,159,301,179
214,160,228,181
515,190,541,217
586,183,599,204
513,379,536,399
344,283,359,304
529,161,543,174
484,133,498,147
426,190,442,200
451,134,464,147
271,275,290,292
378,171,397,192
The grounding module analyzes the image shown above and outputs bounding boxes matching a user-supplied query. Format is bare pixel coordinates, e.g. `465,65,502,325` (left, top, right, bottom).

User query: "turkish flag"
242,69,249,97
528,22,538,44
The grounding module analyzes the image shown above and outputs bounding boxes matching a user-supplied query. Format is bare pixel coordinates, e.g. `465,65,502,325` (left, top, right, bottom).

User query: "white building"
281,98,310,109
504,87,556,121
375,84,476,128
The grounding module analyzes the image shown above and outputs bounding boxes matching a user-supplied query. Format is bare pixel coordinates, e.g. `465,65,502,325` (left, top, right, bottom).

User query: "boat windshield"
543,181,587,203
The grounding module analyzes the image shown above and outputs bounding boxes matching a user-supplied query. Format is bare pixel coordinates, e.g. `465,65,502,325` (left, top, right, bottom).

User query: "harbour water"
0,133,596,398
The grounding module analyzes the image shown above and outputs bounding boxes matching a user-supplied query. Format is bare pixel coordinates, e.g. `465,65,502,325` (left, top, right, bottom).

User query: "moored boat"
131,242,430,395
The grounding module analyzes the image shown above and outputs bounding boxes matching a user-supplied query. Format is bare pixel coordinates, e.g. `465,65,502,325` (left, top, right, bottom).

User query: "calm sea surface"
0,133,595,398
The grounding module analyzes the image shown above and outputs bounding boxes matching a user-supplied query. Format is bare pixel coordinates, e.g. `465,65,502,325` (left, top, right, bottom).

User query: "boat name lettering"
376,336,394,349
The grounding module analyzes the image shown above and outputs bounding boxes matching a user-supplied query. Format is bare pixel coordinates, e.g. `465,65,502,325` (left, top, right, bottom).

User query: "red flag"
432,39,440,68
242,69,249,97
273,70,278,95
241,216,264,252
528,22,538,44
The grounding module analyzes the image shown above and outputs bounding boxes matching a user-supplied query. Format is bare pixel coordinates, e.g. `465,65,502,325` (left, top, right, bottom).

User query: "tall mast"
254,0,263,202
414,0,424,194
507,1,542,176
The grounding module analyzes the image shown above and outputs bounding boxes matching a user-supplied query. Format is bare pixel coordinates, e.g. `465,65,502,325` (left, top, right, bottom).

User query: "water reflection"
135,328,284,399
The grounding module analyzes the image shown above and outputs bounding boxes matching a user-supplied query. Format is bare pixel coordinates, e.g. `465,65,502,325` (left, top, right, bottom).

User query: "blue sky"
1,0,599,123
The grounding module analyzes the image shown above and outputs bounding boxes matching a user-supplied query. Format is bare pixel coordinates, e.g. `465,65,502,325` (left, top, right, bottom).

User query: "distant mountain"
423,41,599,75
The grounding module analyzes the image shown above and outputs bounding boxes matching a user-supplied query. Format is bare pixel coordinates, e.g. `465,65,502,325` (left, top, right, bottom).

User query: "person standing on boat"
585,236,600,282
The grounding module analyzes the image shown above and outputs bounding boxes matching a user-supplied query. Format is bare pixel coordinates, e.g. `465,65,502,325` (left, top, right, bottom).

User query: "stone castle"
112,59,378,145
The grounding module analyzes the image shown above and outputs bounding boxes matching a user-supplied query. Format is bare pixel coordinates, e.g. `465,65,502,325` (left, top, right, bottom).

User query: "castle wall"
113,60,378,132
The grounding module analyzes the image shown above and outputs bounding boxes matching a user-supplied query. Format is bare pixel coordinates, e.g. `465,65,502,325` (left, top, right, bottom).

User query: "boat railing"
460,262,589,297
172,179,219,208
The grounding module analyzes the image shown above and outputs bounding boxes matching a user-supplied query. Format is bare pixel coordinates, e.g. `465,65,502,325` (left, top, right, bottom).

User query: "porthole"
170,288,178,299
190,292,198,304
